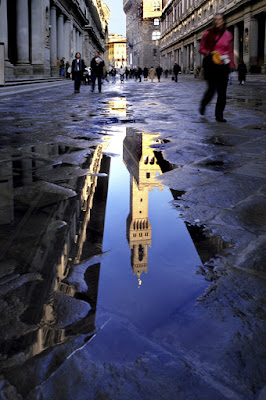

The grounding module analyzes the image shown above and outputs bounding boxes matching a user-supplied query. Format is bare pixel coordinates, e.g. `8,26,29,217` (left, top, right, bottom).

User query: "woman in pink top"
199,14,235,122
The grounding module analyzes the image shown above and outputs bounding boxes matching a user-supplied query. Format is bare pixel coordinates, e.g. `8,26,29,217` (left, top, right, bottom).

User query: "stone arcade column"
262,18,266,73
16,0,33,76
250,17,259,70
73,27,77,58
0,0,8,60
31,0,44,75
234,24,240,66
57,13,64,60
50,6,58,76
0,0,15,80
76,30,80,53
64,19,71,65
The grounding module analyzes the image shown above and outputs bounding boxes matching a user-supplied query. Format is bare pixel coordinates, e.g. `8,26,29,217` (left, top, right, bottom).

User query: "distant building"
123,0,165,68
0,0,110,82
160,0,266,73
108,34,127,68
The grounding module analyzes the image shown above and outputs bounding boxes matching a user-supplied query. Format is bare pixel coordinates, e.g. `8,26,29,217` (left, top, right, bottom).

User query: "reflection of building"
123,128,163,286
160,0,266,73
0,140,110,365
108,34,127,68
108,98,127,117
123,0,165,68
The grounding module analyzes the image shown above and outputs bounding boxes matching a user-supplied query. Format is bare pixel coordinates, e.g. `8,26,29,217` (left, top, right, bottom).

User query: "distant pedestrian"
143,66,149,81
149,66,156,82
137,66,142,82
66,61,71,78
57,59,61,75
91,51,105,93
156,65,163,82
164,69,169,78
60,57,65,77
237,60,247,85
71,52,86,93
125,67,129,79
199,13,235,122
110,68,116,83
119,65,125,82
173,63,181,82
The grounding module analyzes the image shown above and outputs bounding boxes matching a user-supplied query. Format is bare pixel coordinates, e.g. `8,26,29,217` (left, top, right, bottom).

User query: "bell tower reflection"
123,128,164,286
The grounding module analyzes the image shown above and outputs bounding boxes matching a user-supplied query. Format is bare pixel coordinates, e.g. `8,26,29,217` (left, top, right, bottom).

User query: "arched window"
152,31,161,41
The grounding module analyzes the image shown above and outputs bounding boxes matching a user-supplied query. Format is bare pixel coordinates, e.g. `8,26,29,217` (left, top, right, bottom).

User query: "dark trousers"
200,65,229,118
174,73,178,82
91,74,102,92
73,72,82,91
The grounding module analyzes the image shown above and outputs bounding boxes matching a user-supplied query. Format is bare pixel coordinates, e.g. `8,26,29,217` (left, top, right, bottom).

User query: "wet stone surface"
0,76,265,399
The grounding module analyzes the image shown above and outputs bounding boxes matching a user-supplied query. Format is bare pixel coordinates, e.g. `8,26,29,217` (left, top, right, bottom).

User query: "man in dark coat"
71,52,86,93
156,65,163,82
90,51,105,93
173,62,181,82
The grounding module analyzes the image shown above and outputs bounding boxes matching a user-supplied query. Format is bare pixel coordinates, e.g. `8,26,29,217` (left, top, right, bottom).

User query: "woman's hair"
214,13,226,27
75,52,81,57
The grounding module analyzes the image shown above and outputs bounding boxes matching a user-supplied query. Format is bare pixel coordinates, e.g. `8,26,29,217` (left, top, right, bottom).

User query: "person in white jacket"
118,65,125,83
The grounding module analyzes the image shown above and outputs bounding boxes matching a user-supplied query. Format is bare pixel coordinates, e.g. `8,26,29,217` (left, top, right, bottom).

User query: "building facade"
108,33,127,68
0,0,109,82
123,0,165,68
160,0,266,73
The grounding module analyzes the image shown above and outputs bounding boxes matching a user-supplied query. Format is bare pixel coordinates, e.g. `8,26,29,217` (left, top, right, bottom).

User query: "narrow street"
0,75,265,400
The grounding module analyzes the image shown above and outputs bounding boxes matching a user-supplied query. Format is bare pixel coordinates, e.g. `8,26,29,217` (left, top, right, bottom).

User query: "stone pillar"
50,6,58,76
262,18,266,73
57,13,64,60
31,0,44,75
250,17,258,70
234,24,240,66
64,19,71,64
76,30,80,53
0,43,5,85
0,0,8,60
73,27,76,57
16,0,33,75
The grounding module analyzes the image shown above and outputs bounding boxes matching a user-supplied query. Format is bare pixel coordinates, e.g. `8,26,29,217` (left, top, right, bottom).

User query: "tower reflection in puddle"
123,128,164,287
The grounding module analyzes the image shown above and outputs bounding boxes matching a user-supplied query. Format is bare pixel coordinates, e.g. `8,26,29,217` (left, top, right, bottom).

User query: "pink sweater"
200,30,235,68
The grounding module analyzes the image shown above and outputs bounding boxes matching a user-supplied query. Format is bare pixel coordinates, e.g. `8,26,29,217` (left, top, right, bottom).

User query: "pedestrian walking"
137,66,143,82
173,63,181,82
71,52,86,93
91,51,105,93
156,65,163,82
143,66,149,81
66,61,71,78
119,65,125,83
60,57,65,77
199,13,235,122
237,60,247,85
149,66,156,82
125,67,129,80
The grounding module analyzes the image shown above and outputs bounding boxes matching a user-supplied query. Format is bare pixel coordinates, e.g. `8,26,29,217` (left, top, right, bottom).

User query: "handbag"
202,31,225,79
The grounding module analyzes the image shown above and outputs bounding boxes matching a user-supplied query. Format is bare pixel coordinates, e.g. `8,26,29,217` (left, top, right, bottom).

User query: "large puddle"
0,98,227,396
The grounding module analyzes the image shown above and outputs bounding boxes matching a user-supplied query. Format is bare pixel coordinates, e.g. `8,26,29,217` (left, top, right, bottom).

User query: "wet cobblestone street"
0,75,265,400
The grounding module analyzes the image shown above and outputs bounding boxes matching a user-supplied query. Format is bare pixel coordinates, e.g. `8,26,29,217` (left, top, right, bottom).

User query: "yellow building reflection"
123,128,164,287
108,98,127,117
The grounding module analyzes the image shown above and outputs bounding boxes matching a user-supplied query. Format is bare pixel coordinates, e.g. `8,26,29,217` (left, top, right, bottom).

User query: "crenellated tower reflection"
123,128,164,287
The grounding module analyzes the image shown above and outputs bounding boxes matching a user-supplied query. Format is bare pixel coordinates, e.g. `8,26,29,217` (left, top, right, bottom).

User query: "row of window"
133,233,149,237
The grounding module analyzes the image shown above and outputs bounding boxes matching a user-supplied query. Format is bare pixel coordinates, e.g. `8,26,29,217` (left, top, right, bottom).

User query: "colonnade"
161,11,266,74
0,0,104,81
